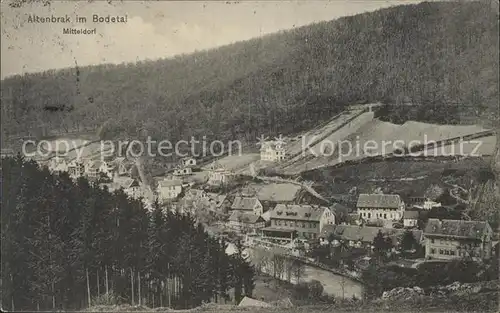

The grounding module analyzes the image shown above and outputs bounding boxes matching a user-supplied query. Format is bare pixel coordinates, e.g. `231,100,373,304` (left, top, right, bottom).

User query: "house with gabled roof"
209,162,237,185
228,211,266,233
423,219,493,260
231,196,263,216
357,193,405,222
111,157,135,177
157,178,183,201
403,210,420,228
262,204,335,241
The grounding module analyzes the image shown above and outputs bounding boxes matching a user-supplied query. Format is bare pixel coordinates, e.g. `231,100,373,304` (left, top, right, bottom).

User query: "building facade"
157,178,183,201
424,219,493,260
403,210,420,228
262,204,335,241
228,211,266,233
260,141,287,162
208,167,234,185
357,194,405,222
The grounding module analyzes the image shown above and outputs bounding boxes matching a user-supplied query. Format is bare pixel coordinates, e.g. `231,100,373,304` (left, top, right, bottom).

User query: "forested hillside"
1,1,498,145
1,156,255,311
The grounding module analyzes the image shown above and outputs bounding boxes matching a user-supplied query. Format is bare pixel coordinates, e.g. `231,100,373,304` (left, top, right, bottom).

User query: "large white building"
357,194,405,222
260,141,287,162
157,178,183,201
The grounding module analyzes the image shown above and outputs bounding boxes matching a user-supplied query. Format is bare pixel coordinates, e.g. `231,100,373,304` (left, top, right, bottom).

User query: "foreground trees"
1,156,254,310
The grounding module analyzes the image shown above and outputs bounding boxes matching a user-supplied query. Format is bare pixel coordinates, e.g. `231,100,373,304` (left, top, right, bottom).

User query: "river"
247,247,364,299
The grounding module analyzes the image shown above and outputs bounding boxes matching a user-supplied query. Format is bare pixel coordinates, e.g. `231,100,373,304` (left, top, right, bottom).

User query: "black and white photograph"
1,0,499,312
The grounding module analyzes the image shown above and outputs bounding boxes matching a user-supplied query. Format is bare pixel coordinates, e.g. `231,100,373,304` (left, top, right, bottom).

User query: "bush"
91,291,123,306
308,280,324,299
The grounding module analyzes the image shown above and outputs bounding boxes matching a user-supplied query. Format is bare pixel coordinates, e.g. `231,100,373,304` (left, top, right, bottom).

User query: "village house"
230,196,264,216
403,211,420,228
423,219,493,260
319,224,424,250
262,204,335,241
98,161,115,179
48,156,68,173
173,167,193,176
111,157,135,177
413,200,442,210
260,140,287,162
180,157,197,167
179,189,230,213
207,163,235,185
67,159,86,179
157,178,183,201
185,188,210,200
228,211,266,233
84,160,103,179
357,193,405,222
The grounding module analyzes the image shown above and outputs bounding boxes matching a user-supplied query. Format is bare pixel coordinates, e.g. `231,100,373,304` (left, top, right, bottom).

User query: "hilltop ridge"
1,1,498,145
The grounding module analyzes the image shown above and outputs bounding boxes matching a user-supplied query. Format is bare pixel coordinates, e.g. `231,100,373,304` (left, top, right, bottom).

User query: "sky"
0,0,427,79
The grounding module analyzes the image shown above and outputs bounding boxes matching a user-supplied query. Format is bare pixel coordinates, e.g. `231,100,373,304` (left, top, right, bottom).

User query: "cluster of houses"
14,142,493,264
38,155,156,207
207,187,494,263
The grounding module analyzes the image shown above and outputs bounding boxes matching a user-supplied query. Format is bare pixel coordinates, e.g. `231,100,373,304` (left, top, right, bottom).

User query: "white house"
173,167,193,176
111,157,135,177
357,194,405,222
48,156,68,173
403,211,420,228
207,163,235,185
84,160,103,179
260,141,287,162
414,200,442,210
157,178,183,201
67,159,85,179
181,157,197,167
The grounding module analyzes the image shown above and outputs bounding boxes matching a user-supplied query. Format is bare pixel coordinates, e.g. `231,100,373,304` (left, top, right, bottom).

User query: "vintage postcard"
1,0,499,312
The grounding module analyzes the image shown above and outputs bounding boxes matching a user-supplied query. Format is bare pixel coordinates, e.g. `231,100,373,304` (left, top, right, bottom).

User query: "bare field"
281,119,496,175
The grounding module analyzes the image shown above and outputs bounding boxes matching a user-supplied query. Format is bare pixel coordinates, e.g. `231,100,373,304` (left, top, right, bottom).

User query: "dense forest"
0,156,255,311
1,1,498,147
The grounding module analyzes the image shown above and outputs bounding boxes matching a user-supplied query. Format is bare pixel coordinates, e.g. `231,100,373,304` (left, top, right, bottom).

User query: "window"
439,249,444,255
383,213,387,219
430,248,436,254
450,251,456,256
431,239,435,244
368,213,371,218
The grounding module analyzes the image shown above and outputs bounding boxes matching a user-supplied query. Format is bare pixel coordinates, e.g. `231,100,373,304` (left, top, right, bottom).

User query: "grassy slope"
1,1,498,146
300,157,491,200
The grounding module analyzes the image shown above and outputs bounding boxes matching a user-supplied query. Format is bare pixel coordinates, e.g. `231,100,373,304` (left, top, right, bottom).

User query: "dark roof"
228,211,264,224
231,197,260,211
330,202,353,213
424,219,492,240
403,211,420,219
269,204,330,222
357,194,402,209
321,225,423,244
